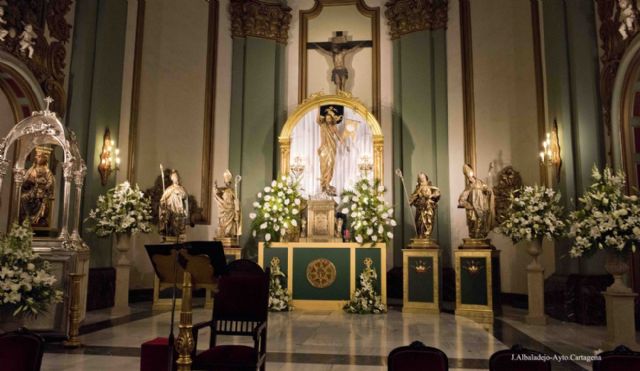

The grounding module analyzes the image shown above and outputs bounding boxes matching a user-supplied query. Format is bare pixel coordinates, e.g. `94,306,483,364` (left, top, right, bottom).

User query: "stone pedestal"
525,239,547,325
113,234,132,314
602,290,639,350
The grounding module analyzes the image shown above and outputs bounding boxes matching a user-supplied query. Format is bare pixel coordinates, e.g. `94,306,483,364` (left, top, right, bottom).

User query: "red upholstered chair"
387,341,449,371
191,259,269,371
140,337,178,371
0,327,45,371
593,345,640,371
489,344,551,371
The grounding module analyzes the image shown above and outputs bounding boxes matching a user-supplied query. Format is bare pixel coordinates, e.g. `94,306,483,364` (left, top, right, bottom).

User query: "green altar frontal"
454,249,501,323
258,242,387,309
403,248,440,313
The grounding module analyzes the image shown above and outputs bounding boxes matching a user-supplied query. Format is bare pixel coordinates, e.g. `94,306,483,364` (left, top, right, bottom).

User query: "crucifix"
309,31,372,92
44,96,53,112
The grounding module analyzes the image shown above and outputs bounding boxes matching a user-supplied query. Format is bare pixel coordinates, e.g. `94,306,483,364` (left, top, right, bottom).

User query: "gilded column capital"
385,0,448,39
229,0,292,44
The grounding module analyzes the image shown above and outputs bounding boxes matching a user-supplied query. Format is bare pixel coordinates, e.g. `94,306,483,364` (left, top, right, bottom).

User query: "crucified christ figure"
314,33,364,92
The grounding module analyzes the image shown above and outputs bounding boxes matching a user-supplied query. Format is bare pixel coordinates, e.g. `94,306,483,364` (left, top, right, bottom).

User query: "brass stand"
175,272,194,371
63,273,85,348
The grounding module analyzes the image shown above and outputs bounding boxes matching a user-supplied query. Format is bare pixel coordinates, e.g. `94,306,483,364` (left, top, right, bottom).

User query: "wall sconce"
539,120,561,167
98,128,121,185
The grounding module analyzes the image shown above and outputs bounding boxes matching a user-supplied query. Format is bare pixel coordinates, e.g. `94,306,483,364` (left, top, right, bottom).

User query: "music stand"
145,241,227,371
147,241,226,310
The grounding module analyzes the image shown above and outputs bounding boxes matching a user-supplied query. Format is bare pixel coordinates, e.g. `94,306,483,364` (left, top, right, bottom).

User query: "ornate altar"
0,99,90,337
258,241,387,309
257,92,387,306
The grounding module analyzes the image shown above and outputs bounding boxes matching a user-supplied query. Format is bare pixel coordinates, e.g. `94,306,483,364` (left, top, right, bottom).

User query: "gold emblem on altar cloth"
306,258,337,288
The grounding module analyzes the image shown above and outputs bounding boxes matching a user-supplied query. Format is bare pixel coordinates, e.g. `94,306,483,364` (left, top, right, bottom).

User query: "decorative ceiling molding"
0,0,72,116
385,0,448,39
229,0,292,44
596,0,639,155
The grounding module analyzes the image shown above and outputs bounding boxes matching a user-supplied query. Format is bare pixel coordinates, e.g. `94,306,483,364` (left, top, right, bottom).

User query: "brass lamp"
98,128,121,185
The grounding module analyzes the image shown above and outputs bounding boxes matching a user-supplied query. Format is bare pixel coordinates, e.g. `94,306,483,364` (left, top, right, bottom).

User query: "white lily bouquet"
499,185,566,243
0,220,63,317
268,257,292,312
340,178,396,245
250,175,303,246
568,166,640,257
85,181,153,237
344,259,386,314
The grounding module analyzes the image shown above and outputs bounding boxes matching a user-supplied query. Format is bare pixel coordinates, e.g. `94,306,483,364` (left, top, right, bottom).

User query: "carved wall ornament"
597,0,640,151
229,0,292,44
385,0,448,39
0,0,72,116
492,166,523,226
306,258,337,289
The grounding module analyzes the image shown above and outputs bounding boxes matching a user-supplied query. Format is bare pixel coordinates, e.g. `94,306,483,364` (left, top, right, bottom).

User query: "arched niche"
279,91,383,196
612,34,640,188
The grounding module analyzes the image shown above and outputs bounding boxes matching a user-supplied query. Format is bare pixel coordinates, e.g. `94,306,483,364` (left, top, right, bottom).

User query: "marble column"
228,0,291,252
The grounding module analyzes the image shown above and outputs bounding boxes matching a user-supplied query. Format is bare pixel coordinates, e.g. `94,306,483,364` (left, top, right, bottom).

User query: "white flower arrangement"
344,261,386,314
0,220,63,316
568,166,640,258
268,258,292,312
339,178,396,245
250,175,303,246
85,181,153,237
499,185,566,243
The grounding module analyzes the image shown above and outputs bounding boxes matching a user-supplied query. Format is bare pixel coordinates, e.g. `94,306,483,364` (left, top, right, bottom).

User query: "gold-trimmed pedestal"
216,236,239,248
459,238,493,249
409,238,439,249
454,248,501,324
403,248,439,313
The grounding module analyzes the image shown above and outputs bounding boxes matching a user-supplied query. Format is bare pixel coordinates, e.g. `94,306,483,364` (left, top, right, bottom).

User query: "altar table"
258,241,387,309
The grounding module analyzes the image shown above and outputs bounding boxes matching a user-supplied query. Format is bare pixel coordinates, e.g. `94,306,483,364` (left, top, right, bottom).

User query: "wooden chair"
593,345,640,371
0,327,45,371
489,344,551,371
191,259,269,371
388,341,449,371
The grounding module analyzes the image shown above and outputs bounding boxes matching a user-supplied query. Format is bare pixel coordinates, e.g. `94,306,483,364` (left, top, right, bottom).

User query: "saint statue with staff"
458,164,495,243
214,169,242,246
159,166,189,241
410,172,441,242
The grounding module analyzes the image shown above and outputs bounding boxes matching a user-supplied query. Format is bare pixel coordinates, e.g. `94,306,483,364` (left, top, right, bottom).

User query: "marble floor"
39,303,636,371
